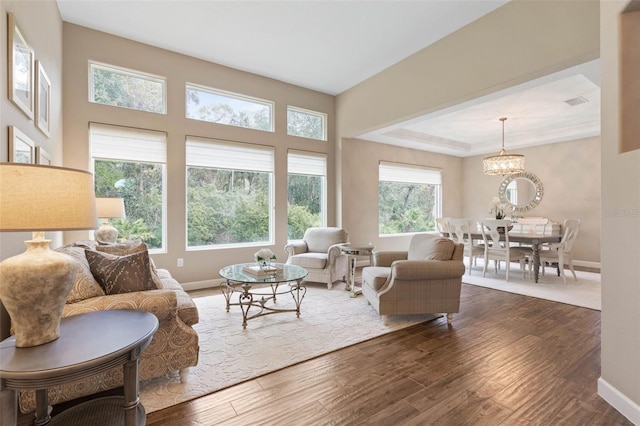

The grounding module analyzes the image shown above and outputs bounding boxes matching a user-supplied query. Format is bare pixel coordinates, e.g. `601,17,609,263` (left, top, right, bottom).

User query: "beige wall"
341,138,463,251
462,136,601,265
0,0,64,339
599,1,640,421
61,23,336,284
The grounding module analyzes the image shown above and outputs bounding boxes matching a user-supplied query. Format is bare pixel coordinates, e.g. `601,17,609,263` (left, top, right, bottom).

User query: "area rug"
462,260,601,310
139,281,439,413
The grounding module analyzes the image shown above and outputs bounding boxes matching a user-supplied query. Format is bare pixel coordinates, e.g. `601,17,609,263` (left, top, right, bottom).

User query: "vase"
0,238,76,347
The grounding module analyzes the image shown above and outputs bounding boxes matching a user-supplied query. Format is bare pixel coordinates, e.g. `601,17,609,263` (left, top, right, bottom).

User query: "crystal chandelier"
483,117,525,175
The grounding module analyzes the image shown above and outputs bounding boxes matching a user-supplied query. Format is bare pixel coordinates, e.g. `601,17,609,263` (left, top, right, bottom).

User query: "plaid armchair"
361,233,464,324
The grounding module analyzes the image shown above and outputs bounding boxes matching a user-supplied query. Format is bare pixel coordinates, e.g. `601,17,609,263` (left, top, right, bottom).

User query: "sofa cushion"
289,252,328,270
56,245,106,303
85,249,159,295
362,266,391,291
408,234,455,261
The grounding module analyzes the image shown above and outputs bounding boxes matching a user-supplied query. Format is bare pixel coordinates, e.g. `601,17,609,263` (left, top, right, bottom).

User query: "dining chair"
436,217,450,234
513,217,549,275
539,219,581,283
446,218,484,275
479,219,527,282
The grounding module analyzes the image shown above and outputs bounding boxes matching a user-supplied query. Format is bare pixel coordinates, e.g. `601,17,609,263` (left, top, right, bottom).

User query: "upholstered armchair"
284,227,349,289
361,233,465,324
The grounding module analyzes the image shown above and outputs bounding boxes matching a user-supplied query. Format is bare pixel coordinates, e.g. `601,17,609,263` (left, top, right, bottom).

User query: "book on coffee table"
242,265,281,277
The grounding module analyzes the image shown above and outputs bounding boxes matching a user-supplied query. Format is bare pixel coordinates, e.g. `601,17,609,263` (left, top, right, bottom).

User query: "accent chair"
361,233,465,325
284,227,349,289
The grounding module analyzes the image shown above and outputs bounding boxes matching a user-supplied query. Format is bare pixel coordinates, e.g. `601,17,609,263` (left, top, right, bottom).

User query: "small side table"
340,243,375,298
0,310,158,426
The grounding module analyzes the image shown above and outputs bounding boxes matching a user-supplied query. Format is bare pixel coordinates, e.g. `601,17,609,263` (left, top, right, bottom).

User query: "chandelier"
483,117,525,176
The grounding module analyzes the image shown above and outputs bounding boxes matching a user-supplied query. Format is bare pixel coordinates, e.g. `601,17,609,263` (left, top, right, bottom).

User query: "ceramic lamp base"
0,237,76,347
95,223,119,243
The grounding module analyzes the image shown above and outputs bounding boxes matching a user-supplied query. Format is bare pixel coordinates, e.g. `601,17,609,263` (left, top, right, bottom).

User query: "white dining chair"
479,219,527,282
436,217,450,234
446,218,484,275
539,219,581,283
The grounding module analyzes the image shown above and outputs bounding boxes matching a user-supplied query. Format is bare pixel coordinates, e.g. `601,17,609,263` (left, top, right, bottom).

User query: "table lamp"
94,197,126,243
0,163,97,347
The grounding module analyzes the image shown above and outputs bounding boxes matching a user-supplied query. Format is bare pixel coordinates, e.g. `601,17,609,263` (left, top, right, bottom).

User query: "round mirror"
498,171,543,214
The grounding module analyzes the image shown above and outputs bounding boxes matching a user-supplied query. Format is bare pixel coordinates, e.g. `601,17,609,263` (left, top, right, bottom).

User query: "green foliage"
94,160,164,249
112,218,155,242
187,168,270,247
288,204,321,240
92,67,164,113
379,182,437,234
186,89,271,131
287,109,324,140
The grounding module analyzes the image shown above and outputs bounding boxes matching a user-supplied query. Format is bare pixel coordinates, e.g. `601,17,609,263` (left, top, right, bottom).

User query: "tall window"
287,151,327,239
287,106,327,141
186,83,273,132
90,123,167,250
186,137,274,248
378,162,442,235
89,62,166,114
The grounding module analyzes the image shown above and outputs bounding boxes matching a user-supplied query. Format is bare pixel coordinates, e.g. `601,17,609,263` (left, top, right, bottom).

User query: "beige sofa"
18,240,199,413
361,233,465,324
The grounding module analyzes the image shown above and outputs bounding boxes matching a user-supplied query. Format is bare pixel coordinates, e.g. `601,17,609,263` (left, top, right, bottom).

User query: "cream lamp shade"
0,163,98,347
95,197,126,219
0,164,98,231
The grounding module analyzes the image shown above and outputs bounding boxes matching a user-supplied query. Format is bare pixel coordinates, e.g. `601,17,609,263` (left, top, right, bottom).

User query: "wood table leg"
532,243,541,283
0,387,17,426
34,389,51,426
123,356,140,426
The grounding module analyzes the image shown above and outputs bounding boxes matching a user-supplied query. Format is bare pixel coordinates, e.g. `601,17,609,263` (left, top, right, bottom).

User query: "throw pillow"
96,239,163,289
85,249,159,295
56,245,106,303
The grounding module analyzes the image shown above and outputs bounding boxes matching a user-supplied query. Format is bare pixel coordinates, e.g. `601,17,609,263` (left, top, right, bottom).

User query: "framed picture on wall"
35,61,51,137
8,126,36,163
7,12,35,120
35,146,52,165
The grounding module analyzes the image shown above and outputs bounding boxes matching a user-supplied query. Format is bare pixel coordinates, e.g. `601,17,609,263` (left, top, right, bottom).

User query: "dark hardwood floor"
18,277,630,425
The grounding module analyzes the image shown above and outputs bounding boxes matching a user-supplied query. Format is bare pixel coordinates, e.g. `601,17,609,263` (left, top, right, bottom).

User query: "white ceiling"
56,0,600,156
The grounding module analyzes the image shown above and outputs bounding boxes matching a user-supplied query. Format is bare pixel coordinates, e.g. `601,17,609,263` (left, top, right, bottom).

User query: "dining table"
443,230,562,283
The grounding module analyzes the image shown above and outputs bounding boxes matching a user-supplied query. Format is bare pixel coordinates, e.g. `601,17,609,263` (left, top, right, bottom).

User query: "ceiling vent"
564,96,589,106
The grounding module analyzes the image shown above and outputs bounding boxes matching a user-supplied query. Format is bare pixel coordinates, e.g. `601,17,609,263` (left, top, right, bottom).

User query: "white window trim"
88,61,167,114
89,122,168,253
287,105,327,141
185,136,275,250
378,161,442,236
287,150,328,240
185,82,274,132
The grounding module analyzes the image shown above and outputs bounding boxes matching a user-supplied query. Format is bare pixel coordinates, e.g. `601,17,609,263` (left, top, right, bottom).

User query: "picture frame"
8,126,36,163
35,146,52,165
7,12,35,120
35,60,51,137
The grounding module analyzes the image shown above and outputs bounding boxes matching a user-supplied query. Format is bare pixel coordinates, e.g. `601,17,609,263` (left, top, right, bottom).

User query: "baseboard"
574,260,601,270
181,278,222,292
598,377,640,425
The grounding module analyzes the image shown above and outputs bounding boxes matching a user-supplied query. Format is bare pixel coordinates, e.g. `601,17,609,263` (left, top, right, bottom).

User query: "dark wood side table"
0,310,158,426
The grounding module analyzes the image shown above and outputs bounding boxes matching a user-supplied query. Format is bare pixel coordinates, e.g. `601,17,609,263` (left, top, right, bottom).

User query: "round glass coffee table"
219,263,308,329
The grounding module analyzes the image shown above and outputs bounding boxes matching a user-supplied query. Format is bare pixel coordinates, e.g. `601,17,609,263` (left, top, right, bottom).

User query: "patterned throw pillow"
85,249,159,295
96,239,163,288
56,245,106,303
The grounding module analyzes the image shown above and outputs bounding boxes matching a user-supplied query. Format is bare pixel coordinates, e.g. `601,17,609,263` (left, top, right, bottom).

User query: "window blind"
288,150,326,176
379,161,441,185
186,136,274,172
90,123,166,163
